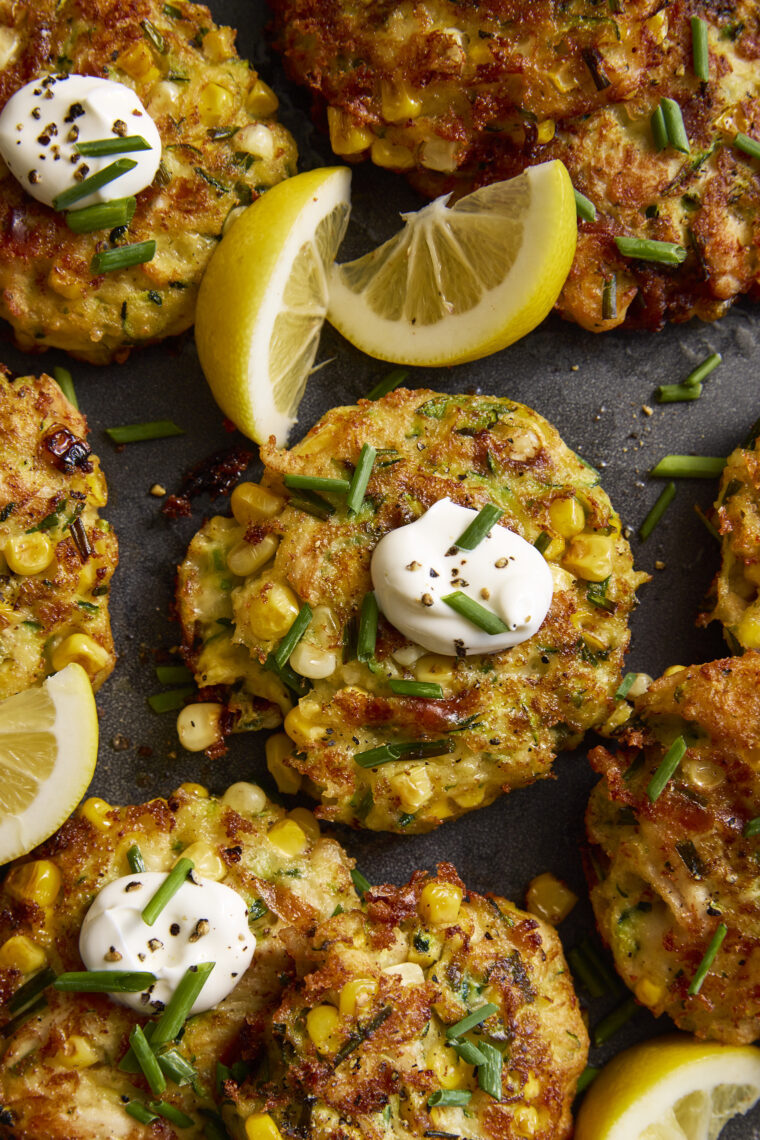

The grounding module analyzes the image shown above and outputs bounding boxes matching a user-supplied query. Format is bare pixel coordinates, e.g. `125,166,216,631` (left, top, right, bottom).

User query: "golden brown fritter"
228,865,588,1140
0,784,358,1139
0,0,297,363
0,367,117,697
272,0,760,331
586,653,760,1044
177,389,646,832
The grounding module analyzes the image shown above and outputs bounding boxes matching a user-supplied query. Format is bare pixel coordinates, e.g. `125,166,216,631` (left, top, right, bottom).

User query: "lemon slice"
195,166,351,445
327,159,576,366
575,1035,760,1140
0,664,98,863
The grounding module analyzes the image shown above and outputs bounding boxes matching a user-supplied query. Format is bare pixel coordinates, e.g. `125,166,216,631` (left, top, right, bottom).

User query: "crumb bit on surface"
642,405,654,416
571,364,579,372
421,593,434,607
111,733,130,751
655,560,666,570
150,483,166,497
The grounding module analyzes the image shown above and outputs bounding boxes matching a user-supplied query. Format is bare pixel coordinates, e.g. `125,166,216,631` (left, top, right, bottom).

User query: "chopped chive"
574,187,597,222
127,844,146,873
651,454,726,478
142,17,166,51
343,615,358,663
688,923,728,995
1,994,47,1038
151,1101,194,1128
76,136,151,157
602,275,617,320
454,503,503,550
54,970,155,993
615,672,637,700
142,858,194,926
367,368,409,400
576,1066,600,1095
442,591,508,635
734,132,760,162
351,868,371,898
354,739,455,767
615,236,687,266
579,937,619,993
744,817,760,837
92,239,156,273
476,1041,503,1101
592,995,639,1046
534,531,551,555
66,196,137,234
655,382,702,403
130,1024,167,1096
683,351,721,387
567,946,606,999
691,16,709,79
650,104,668,151
445,1002,499,1039
282,474,350,494
274,603,312,668
53,157,137,210
647,735,687,801
287,496,333,519
694,503,720,541
347,444,376,513
357,591,379,663
388,679,444,699
148,686,194,713
151,963,215,1047
428,1090,472,1107
125,1102,158,1125
155,664,193,684
157,1048,198,1085
264,652,311,697
661,97,690,153
106,420,184,444
6,966,56,1014
53,366,78,409
639,481,676,540
450,1037,488,1066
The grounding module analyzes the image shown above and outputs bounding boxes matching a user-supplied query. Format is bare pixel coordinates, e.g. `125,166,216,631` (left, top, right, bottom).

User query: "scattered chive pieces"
615,673,638,700
106,420,184,444
660,97,690,153
592,995,639,1046
274,602,312,668
53,970,156,993
142,858,194,926
367,368,409,400
650,104,668,151
615,236,687,266
576,1066,600,1095
651,454,726,478
157,1048,198,1086
445,1002,499,1039
282,474,350,494
92,239,156,273
147,686,194,713
450,1037,488,1066
683,351,721,387
573,187,597,222
287,491,334,518
347,444,376,513
7,966,56,1014
454,503,503,550
567,946,606,999
655,382,702,403
151,963,215,1047
125,1102,158,1125
53,157,137,210
639,481,676,540
476,1041,503,1101
647,735,687,801
1,994,47,1038
688,923,728,995
388,679,444,699
428,1090,472,1107
264,652,311,697
130,1023,167,1096
150,1102,194,1128
691,16,709,79
354,739,455,767
734,132,760,162
142,17,166,51
127,844,146,874
351,868,371,897
744,817,760,837
442,591,508,635
76,136,151,156
53,366,78,409
357,591,379,663
602,275,617,320
534,532,552,554
155,664,193,684
694,503,720,541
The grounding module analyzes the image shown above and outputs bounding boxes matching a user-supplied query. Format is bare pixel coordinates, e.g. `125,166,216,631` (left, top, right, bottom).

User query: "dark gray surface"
3,0,760,1131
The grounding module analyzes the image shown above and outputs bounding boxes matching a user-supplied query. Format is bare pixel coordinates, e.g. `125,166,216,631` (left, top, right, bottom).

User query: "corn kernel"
51,633,111,675
339,977,377,1017
177,703,224,753
418,881,462,925
283,704,326,750
646,9,668,42
542,535,566,562
267,818,308,857
426,1042,473,1090
53,1034,99,1069
549,63,578,94
380,80,422,122
601,702,632,733
306,1004,341,1053
287,807,320,844
512,1105,539,1136
80,796,114,831
535,118,555,144
383,961,425,986
266,732,302,793
452,786,485,809
737,607,760,649
223,781,268,815
117,41,160,82
525,872,577,926
247,79,279,117
202,27,233,61
663,664,686,677
389,765,432,812
47,262,83,300
419,138,460,173
562,534,615,582
242,578,300,641
425,797,455,821
635,977,664,1005
414,655,454,684
6,859,61,906
4,533,55,576
199,82,235,122
231,483,285,526
523,1072,541,1101
0,935,47,973
289,641,337,681
371,136,416,170
682,757,724,790
468,38,493,64
549,497,585,538
178,782,209,798
327,107,373,155
177,841,226,881
245,1113,283,1140
227,534,279,578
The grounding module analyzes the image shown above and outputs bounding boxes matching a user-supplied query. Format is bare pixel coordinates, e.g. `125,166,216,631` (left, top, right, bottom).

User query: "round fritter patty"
272,0,760,331
228,864,588,1140
0,366,117,697
699,424,760,651
0,784,358,1139
586,652,760,1044
177,389,646,833
0,0,297,363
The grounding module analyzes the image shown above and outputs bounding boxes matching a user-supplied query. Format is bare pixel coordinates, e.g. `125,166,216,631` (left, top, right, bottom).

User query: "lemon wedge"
327,159,576,366
195,166,351,445
575,1035,760,1140
0,664,98,864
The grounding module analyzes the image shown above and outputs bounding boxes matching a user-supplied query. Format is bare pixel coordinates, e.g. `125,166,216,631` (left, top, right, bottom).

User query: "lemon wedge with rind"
327,159,577,366
195,167,351,445
0,664,98,864
575,1035,760,1140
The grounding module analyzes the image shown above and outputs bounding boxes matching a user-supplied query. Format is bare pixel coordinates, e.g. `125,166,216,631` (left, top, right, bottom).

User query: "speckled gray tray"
2,1,760,1132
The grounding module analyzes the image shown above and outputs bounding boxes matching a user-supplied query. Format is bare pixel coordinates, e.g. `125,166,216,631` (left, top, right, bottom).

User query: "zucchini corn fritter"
272,0,760,331
231,865,588,1140
0,0,297,364
0,784,358,1139
586,653,760,1044
177,389,646,833
0,367,117,699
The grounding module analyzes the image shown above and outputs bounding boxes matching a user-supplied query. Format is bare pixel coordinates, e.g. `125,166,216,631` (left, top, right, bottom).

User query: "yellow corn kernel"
736,607,760,649
419,138,460,173
468,38,493,64
452,786,485,809
199,82,235,122
549,63,578,94
418,881,462,925
512,1105,539,1136
245,1114,283,1140
389,765,432,812
53,1034,99,1069
407,928,439,967
0,935,47,973
663,664,686,677
80,796,114,831
178,782,209,798
6,859,61,906
601,702,632,733
283,704,326,750
306,1004,341,1053
414,655,454,684
525,872,577,926
549,497,585,538
371,136,416,170
227,534,279,578
231,483,285,525
247,78,279,117
581,629,608,653
425,797,455,821
327,107,373,155
542,534,565,562
117,41,160,82
522,1072,541,1101
289,641,336,681
380,80,422,122
178,841,226,881
562,534,615,582
339,977,378,1017
4,533,54,576
267,818,308,857
383,961,425,986
287,807,320,844
535,118,555,144
426,1042,473,1090
266,732,302,793
176,703,224,753
646,9,668,42
202,27,233,61
47,262,83,299
635,976,664,1006
51,633,111,674
223,781,268,814
682,757,724,790
243,578,300,641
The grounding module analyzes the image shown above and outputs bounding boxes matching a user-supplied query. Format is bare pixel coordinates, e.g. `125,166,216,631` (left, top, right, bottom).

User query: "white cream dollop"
371,498,553,656
0,74,161,209
79,872,255,1015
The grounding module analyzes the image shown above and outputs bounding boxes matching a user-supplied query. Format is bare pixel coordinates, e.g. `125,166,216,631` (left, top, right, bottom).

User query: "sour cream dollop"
0,74,161,209
371,498,553,656
79,872,255,1015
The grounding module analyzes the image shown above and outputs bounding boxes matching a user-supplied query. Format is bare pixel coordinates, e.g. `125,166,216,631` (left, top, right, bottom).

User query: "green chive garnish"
592,995,639,1046
354,739,455,768
53,366,78,409
357,591,379,663
367,368,409,400
274,603,312,668
287,493,334,519
615,672,637,700
150,1101,194,1128
147,686,194,713
151,963,215,1047
450,1037,488,1066
282,474,350,494
53,158,137,210
454,503,503,550
142,858,194,925
264,652,311,697
351,868,371,897
125,1102,157,1125
744,817,760,837
445,1002,499,1039
1,994,47,1038
691,16,709,79
661,97,690,153
615,237,687,266
683,351,721,388
567,946,606,999
576,1066,600,1095
130,1023,167,1096
651,455,726,478
639,481,676,540
695,504,720,541
388,679,444,699
76,136,151,156
428,1090,472,1107
655,383,702,403
7,966,56,1014
347,444,376,513
157,1048,198,1086
127,844,146,873
477,1041,503,1100
92,239,156,273
54,970,156,993
650,104,668,151
602,275,617,320
106,420,184,444
647,735,687,801
688,923,728,995
574,188,597,222
734,132,760,162
155,664,193,684
142,17,166,51
66,196,136,234
534,532,551,554
442,591,508,635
